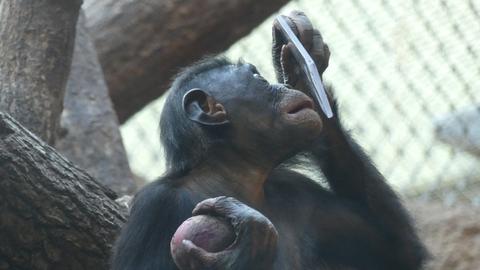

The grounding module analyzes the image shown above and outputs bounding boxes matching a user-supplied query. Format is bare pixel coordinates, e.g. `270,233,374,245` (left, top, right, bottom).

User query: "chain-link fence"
120,0,480,205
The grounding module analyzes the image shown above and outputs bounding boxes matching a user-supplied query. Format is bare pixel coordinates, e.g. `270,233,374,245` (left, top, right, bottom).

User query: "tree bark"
84,0,290,122
0,0,82,144
0,113,126,270
55,11,136,195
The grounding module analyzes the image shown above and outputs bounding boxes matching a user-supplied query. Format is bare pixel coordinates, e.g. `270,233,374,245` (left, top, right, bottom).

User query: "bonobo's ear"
182,88,229,126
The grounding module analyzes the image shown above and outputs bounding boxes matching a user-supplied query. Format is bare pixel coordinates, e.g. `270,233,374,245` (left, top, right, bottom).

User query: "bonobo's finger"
272,15,288,43
192,197,262,227
272,15,290,83
176,240,216,270
192,197,221,216
288,10,314,51
273,12,312,50
272,17,288,57
311,29,330,74
280,44,299,85
272,17,286,46
192,196,277,247
272,11,320,87
311,29,325,57
192,196,241,218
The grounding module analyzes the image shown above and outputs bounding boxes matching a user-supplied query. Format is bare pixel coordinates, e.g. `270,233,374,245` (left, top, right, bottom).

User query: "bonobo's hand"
174,196,278,270
272,11,330,89
273,11,338,129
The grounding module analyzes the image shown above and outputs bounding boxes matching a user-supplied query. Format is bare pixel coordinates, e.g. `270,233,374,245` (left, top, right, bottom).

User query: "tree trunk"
0,113,126,270
55,11,136,195
0,0,82,144
84,0,290,122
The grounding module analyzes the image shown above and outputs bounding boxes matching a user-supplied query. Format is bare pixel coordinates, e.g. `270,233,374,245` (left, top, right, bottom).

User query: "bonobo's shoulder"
132,175,193,211
134,176,175,200
115,176,194,270
266,168,331,199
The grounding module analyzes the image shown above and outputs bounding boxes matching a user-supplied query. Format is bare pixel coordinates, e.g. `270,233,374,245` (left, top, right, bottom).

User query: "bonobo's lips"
285,96,315,115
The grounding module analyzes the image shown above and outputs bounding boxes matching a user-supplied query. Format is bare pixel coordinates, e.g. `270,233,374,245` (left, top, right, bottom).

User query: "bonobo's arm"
272,11,427,269
312,112,427,269
112,180,278,270
111,180,195,270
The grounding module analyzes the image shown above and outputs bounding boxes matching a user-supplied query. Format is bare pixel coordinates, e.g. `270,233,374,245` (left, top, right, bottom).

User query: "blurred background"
120,0,480,205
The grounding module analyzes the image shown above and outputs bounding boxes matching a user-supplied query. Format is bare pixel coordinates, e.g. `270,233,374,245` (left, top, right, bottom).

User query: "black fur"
111,56,428,270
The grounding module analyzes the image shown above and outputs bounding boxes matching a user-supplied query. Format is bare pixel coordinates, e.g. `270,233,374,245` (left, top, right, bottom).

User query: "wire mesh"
120,0,480,205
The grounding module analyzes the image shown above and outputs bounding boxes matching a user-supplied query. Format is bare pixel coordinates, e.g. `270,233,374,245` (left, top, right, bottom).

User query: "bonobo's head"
160,57,322,175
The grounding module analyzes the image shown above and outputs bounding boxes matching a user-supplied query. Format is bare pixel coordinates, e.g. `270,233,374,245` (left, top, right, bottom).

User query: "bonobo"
111,11,427,270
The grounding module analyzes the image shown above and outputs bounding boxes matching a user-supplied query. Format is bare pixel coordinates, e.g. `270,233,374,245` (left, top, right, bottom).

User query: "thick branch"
0,113,126,270
0,0,82,144
84,0,289,122
55,12,136,195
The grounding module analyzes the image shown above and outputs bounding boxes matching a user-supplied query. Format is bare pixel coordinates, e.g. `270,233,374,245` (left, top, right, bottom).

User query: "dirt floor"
409,200,480,270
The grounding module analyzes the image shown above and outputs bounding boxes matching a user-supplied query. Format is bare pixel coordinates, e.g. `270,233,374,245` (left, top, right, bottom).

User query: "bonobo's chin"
275,112,323,153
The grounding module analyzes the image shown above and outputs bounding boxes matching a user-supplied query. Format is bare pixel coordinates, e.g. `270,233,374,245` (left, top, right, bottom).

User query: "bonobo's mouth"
278,91,321,128
286,97,315,115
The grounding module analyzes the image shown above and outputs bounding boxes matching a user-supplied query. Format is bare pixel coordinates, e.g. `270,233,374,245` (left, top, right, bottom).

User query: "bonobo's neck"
185,148,273,208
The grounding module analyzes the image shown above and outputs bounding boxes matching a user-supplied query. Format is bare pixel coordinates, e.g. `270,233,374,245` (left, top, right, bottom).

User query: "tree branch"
84,0,290,122
0,113,126,270
0,0,82,144
55,11,136,195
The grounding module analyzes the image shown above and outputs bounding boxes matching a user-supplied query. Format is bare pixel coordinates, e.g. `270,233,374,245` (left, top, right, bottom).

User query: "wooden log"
56,12,136,195
0,113,126,270
84,0,290,122
0,0,82,144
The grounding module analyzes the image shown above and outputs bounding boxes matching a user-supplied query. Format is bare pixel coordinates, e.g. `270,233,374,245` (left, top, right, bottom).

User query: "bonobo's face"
207,63,323,159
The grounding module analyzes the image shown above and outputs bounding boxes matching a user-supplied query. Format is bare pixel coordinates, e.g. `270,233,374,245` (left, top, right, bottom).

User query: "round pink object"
170,215,235,256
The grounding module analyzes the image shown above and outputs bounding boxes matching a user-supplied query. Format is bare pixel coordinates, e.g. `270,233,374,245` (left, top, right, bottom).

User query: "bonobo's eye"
253,72,268,83
246,63,269,84
247,63,259,74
